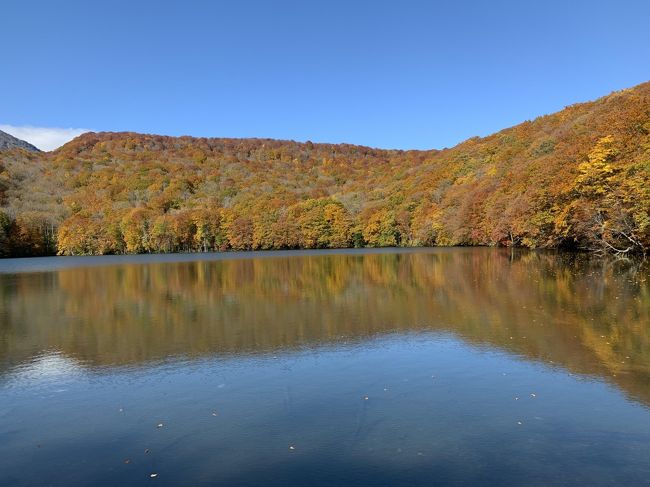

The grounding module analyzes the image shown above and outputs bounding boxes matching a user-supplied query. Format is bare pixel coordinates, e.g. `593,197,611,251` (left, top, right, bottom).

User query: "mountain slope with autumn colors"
1,81,649,257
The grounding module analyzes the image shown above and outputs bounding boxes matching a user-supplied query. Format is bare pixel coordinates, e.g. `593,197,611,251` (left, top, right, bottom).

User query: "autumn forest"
1,81,649,258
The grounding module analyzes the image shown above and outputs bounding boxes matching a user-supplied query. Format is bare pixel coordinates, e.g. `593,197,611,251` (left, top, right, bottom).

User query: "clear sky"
2,0,650,150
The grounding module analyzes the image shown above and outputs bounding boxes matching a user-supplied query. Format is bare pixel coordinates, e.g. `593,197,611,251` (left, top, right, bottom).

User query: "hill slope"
1,82,649,257
0,130,40,152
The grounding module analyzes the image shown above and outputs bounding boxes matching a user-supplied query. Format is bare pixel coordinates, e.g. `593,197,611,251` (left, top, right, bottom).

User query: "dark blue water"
1,249,649,485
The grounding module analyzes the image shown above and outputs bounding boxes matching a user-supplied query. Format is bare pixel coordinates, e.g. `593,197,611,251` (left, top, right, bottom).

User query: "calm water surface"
1,248,649,486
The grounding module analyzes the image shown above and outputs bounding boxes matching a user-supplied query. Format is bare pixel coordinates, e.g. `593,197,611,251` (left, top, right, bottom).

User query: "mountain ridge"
0,129,41,152
54,130,432,156
52,82,649,155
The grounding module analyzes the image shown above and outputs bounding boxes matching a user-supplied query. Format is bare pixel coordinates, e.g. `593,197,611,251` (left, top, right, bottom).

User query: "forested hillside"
1,81,649,257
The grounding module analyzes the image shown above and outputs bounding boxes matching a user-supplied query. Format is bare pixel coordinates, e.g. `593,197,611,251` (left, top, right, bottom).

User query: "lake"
1,248,649,486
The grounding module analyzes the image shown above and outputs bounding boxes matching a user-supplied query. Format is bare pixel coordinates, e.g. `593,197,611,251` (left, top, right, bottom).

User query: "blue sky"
2,0,650,150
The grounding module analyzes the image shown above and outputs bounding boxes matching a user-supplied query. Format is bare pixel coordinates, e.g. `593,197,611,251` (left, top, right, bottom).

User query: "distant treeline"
1,81,649,257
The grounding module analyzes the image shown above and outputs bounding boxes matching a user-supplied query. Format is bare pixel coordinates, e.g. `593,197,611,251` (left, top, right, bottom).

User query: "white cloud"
0,125,91,151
